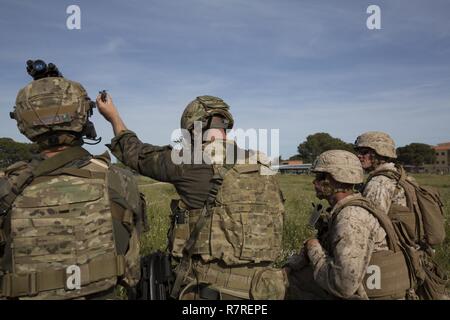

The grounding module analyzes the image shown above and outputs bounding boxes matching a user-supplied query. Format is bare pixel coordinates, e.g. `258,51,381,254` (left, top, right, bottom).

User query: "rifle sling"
170,165,227,299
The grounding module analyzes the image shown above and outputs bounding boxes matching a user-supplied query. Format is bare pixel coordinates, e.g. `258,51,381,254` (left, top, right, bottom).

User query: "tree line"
290,132,437,166
0,134,438,169
0,138,38,169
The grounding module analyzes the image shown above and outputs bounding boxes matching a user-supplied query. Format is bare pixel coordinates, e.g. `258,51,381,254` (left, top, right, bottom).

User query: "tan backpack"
367,165,445,247
366,165,448,299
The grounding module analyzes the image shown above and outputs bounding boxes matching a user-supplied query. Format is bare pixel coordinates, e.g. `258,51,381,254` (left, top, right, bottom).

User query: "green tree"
397,143,436,166
0,138,38,169
296,132,354,163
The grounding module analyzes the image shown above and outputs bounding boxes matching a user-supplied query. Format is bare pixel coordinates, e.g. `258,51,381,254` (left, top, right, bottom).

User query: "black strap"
170,167,226,299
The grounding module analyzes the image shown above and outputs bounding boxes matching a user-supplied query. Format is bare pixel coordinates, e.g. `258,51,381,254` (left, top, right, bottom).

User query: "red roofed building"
280,160,303,165
425,142,450,174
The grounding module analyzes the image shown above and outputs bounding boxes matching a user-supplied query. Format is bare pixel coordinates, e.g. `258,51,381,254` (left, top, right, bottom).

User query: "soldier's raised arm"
96,93,177,182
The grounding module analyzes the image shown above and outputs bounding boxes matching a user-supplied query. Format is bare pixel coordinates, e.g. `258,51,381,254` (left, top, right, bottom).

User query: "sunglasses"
356,148,372,156
314,173,328,181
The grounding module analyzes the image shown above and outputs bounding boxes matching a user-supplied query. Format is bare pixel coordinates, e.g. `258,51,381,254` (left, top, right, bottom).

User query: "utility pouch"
169,200,190,258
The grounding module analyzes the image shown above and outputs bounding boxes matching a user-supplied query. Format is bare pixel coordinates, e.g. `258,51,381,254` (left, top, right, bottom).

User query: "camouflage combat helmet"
12,77,94,144
311,150,364,184
180,95,234,131
354,131,397,159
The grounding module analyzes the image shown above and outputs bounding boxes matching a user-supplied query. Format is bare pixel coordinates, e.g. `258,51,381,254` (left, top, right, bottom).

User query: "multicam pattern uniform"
14,77,91,141
11,168,116,299
108,130,285,299
292,194,389,299
0,148,142,299
363,163,407,214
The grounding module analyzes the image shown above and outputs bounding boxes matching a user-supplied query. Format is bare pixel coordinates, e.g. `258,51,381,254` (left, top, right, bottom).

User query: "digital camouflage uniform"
108,96,286,300
356,132,448,300
355,132,407,214
0,76,145,300
286,150,410,300
363,162,407,214
303,194,389,299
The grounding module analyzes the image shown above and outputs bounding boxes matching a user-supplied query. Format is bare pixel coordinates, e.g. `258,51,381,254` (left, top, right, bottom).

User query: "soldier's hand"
304,238,320,252
95,93,128,136
284,249,309,272
96,92,119,123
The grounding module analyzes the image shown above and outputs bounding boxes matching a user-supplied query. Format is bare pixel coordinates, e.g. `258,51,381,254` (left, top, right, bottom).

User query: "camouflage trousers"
179,259,287,300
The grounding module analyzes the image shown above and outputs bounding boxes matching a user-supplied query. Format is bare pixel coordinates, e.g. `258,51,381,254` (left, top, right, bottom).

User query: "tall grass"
138,174,450,284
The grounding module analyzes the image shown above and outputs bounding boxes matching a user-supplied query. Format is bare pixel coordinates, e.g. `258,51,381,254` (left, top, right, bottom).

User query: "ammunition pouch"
168,200,190,258
136,251,174,300
0,254,125,298
181,259,285,300
363,250,411,299
415,252,448,300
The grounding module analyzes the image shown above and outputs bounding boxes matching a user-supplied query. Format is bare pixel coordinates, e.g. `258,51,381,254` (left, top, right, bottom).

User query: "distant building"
403,165,426,174
280,160,303,165
424,142,450,174
272,163,312,174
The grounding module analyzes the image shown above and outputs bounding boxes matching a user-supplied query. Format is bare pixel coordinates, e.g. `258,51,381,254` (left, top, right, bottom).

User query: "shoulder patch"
90,158,110,170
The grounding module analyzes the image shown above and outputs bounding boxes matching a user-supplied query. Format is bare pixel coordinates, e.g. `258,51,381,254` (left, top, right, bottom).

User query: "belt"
1,255,125,298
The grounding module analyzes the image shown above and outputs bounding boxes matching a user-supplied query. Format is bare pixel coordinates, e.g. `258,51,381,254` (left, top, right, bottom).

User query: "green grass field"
138,173,450,282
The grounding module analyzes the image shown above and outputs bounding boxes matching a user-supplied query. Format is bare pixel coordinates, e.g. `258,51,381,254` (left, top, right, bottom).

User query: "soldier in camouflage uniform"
96,94,286,300
355,132,448,300
284,150,411,299
354,131,407,214
0,75,146,299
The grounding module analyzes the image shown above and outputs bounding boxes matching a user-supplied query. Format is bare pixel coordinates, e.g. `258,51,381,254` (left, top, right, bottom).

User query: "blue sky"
0,0,449,159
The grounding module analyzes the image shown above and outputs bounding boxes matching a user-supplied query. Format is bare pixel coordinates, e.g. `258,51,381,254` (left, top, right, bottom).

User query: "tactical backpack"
367,165,446,247
365,166,448,299
0,147,146,299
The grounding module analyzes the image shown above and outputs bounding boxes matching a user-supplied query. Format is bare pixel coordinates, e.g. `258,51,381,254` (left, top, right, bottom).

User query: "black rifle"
135,251,175,300
308,203,332,242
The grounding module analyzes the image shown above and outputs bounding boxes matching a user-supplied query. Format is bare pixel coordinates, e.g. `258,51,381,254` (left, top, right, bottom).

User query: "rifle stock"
135,251,174,300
